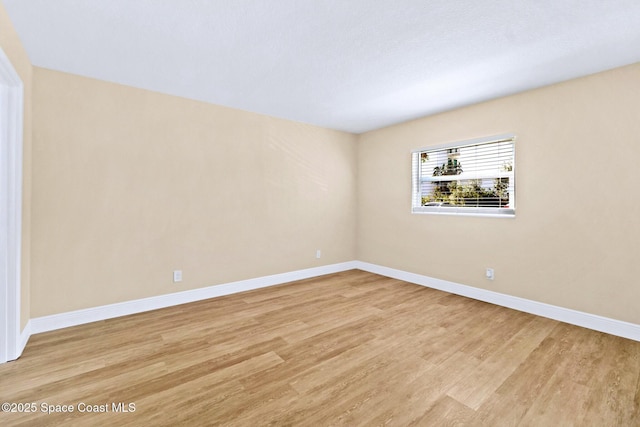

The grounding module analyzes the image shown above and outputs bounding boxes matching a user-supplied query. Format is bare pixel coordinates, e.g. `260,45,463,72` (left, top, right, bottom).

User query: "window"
412,135,515,217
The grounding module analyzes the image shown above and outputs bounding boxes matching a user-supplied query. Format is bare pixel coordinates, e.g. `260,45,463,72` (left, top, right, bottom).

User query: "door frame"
0,46,24,364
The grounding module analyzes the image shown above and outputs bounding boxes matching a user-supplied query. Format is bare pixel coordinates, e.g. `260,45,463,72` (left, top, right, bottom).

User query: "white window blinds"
412,135,515,217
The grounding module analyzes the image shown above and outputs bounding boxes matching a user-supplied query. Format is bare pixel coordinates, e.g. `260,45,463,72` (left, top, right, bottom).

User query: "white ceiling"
4,0,640,133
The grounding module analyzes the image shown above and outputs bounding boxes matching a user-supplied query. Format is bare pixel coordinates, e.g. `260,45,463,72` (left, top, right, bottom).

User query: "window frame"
411,134,516,218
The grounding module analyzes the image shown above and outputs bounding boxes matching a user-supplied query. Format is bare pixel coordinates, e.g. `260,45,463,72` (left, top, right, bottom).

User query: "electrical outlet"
173,270,183,283
485,268,494,280
316,249,321,259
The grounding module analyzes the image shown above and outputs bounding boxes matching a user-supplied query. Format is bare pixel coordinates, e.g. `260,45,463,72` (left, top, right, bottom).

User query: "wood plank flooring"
1,270,639,426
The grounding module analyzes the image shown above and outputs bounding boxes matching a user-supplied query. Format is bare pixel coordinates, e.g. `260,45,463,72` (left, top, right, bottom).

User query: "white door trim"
0,47,24,364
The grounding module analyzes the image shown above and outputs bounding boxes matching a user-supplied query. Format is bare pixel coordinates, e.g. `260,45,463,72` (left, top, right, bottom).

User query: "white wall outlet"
485,268,494,280
173,270,183,283
316,249,321,259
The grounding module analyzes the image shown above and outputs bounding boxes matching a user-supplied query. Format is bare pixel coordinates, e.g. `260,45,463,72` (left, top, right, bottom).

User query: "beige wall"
31,68,357,317
0,2,32,330
357,62,640,324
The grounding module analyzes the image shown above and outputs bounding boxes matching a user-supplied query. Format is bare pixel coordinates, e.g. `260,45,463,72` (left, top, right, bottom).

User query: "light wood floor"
1,270,639,426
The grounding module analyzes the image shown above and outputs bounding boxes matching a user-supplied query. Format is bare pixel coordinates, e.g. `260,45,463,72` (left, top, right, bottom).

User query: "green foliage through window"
422,178,509,207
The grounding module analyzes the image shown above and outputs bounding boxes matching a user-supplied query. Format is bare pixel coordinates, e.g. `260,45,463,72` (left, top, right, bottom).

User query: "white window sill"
411,207,515,218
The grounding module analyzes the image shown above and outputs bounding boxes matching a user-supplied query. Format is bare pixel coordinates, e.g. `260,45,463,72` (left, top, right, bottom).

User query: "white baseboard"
26,259,640,343
354,261,640,342
30,261,358,335
18,321,31,357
